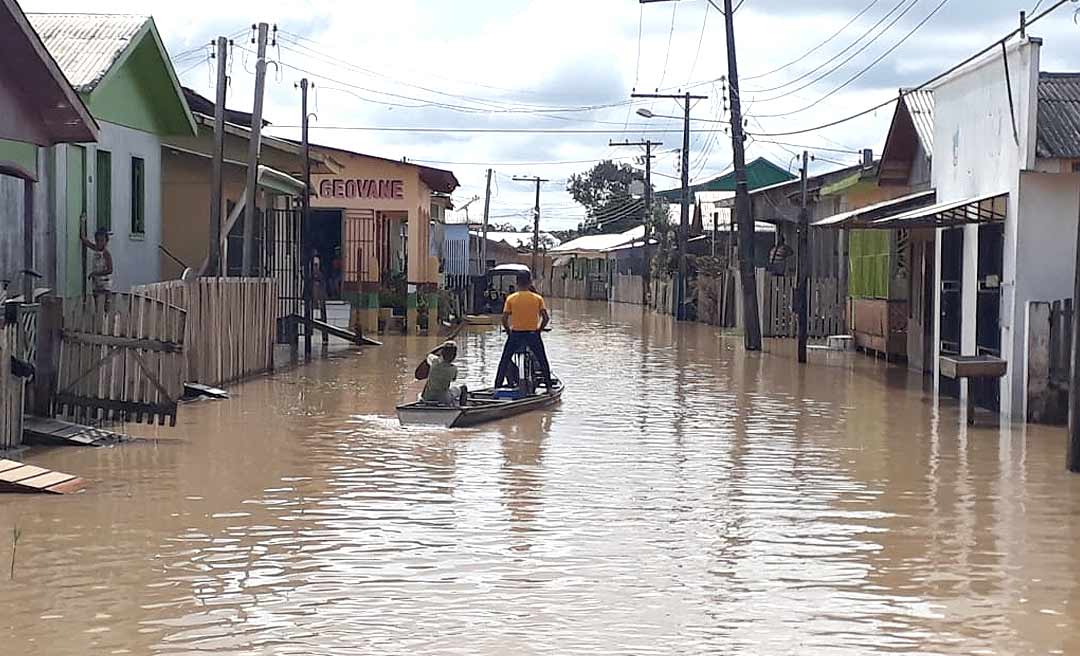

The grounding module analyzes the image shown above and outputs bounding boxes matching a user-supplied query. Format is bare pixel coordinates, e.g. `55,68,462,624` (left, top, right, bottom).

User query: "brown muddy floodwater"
4,299,1080,655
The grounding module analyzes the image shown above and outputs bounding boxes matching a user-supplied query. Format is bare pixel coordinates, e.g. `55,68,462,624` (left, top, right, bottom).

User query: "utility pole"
513,176,548,277
611,139,662,306
631,91,706,321
722,0,764,350
241,22,269,277
207,36,228,277
797,150,810,364
1069,179,1080,470
481,168,492,274
300,78,313,361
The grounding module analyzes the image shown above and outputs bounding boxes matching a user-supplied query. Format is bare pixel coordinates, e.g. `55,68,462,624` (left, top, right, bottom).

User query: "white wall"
930,39,1041,418
54,122,164,293
1015,170,1080,418
93,122,163,291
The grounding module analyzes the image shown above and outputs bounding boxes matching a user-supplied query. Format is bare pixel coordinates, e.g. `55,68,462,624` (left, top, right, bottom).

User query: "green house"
28,13,196,296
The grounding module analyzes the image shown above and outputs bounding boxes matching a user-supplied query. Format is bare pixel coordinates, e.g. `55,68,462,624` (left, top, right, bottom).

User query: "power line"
686,2,711,85
743,0,883,80
745,0,1073,137
265,125,738,134
744,0,919,97
262,40,643,117
752,0,953,119
411,155,640,166
657,2,679,90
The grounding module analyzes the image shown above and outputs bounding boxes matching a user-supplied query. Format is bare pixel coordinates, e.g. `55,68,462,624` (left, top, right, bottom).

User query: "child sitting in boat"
414,341,468,407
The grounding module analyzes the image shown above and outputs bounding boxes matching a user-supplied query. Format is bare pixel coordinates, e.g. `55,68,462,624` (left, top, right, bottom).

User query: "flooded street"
5,299,1080,655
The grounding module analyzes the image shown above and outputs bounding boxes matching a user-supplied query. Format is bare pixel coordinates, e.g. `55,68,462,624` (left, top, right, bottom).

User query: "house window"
131,156,145,234
96,150,111,232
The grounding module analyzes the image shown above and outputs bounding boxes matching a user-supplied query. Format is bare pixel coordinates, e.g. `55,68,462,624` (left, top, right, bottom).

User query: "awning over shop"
813,189,936,228
871,192,1008,228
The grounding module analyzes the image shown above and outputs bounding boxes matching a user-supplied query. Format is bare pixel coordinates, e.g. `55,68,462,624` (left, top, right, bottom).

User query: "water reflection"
3,300,1080,654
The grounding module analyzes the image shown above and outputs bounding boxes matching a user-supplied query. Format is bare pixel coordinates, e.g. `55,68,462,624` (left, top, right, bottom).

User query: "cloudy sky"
21,0,1080,231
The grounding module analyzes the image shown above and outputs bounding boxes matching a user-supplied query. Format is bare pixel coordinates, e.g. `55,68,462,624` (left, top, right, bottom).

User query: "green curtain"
848,229,890,299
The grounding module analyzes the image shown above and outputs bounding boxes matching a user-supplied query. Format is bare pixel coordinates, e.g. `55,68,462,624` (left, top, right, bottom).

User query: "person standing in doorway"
494,271,553,390
80,217,112,306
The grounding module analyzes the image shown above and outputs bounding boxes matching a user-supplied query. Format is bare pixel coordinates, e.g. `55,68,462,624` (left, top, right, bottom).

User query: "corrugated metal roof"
26,14,146,93
1037,73,1080,159
902,88,935,154
550,226,645,254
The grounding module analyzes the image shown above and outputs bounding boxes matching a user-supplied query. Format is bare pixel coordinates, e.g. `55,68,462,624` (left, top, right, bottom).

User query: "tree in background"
567,159,668,236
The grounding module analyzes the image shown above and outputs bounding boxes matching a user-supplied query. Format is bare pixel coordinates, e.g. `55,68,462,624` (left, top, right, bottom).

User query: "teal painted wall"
0,139,38,172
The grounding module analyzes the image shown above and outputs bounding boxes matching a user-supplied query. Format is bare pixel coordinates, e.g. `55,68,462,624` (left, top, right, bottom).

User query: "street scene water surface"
3,300,1079,655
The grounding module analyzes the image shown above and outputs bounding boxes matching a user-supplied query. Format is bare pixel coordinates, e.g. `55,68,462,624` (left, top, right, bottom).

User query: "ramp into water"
284,314,382,346
23,416,128,447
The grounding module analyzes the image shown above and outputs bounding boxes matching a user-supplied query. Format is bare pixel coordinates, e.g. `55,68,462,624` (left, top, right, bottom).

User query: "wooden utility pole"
631,91,706,321
241,22,269,277
610,139,662,306
481,168,492,273
300,78,313,361
207,36,228,277
797,150,810,364
1068,188,1080,470
513,175,548,276
722,0,764,349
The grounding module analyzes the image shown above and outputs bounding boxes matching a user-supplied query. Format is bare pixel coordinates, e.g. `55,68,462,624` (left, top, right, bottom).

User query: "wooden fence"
132,278,277,387
697,271,737,328
762,276,845,338
1027,299,1072,424
56,294,185,425
1,303,38,449
1,321,20,449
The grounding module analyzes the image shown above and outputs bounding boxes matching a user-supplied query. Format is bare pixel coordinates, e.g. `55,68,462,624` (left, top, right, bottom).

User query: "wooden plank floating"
0,458,83,494
23,416,128,447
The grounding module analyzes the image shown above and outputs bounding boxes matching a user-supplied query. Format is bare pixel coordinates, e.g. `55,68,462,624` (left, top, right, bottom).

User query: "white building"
862,37,1080,420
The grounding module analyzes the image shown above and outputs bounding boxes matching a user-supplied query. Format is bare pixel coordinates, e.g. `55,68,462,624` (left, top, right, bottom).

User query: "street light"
636,108,654,119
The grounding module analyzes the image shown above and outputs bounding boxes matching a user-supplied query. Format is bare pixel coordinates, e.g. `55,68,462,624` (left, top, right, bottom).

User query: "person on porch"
80,217,112,305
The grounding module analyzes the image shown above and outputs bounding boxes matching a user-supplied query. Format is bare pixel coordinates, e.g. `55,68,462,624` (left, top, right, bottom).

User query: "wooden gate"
56,293,186,426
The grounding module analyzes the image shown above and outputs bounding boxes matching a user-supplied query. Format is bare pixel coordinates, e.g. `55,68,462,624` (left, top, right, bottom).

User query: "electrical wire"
744,0,919,97
266,125,739,134
686,2,711,86
657,3,679,90
752,0,953,119
743,0,883,80
745,0,1072,137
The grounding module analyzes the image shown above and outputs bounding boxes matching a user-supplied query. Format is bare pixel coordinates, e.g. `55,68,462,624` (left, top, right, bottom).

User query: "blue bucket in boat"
494,388,524,400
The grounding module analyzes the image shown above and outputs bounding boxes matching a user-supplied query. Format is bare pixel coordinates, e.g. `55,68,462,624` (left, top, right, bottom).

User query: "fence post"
1026,301,1052,422
31,296,61,417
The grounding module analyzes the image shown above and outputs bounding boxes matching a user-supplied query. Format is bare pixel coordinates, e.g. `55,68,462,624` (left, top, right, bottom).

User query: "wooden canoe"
397,381,564,428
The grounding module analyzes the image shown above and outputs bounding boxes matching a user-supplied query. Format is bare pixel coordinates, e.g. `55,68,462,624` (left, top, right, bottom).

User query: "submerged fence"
133,278,277,387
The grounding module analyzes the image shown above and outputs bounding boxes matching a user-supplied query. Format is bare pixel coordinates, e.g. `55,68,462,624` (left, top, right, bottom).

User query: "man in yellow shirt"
495,271,553,390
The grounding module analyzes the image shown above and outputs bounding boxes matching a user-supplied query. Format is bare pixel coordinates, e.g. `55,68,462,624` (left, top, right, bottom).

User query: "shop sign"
318,178,404,200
